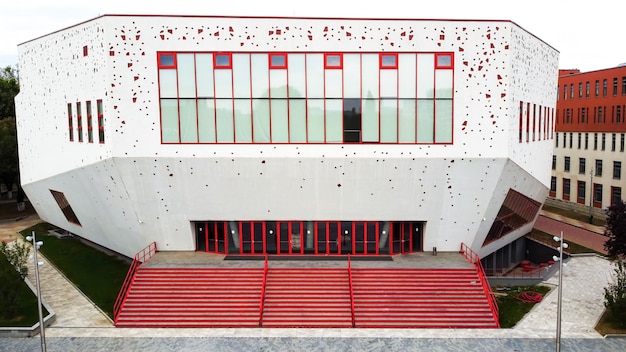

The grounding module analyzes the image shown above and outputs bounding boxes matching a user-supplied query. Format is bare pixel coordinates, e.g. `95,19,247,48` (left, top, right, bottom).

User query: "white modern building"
16,15,558,261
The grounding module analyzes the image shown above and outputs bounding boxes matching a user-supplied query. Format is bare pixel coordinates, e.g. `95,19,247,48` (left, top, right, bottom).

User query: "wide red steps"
115,266,498,329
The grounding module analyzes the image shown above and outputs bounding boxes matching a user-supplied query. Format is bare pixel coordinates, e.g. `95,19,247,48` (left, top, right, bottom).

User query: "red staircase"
261,268,352,328
351,268,498,328
115,267,265,328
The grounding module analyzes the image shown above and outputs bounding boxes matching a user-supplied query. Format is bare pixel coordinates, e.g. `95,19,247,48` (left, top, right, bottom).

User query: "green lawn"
0,257,49,327
527,229,600,255
496,285,552,328
19,223,131,318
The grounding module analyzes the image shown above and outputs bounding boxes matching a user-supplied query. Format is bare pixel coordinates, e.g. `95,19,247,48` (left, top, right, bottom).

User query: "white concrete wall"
16,16,558,258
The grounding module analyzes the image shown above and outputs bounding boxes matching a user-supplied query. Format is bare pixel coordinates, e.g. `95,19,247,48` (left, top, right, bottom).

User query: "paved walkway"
1,214,625,351
537,210,608,255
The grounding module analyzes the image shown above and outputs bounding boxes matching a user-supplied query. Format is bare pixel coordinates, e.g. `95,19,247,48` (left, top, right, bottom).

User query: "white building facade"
16,15,558,259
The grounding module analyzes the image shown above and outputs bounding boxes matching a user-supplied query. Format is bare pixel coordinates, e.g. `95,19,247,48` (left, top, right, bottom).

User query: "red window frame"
157,52,177,69
269,53,288,69
76,102,83,143
97,99,105,144
213,52,232,69
435,53,454,69
86,100,93,143
67,103,74,142
324,53,343,69
379,53,398,69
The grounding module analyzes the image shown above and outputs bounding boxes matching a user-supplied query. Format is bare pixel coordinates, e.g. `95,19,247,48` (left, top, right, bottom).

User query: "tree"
0,66,19,119
604,200,626,259
0,240,30,318
0,117,18,198
604,260,626,327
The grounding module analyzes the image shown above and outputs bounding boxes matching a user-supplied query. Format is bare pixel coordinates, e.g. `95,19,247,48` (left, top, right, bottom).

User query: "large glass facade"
158,52,454,144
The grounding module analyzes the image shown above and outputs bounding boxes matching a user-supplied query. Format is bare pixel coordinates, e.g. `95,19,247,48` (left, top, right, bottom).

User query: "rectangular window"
586,81,590,98
581,107,586,123
579,82,583,98
577,132,581,149
563,178,571,200
614,78,618,96
603,79,608,97
602,133,606,150
577,181,586,204
379,53,398,69
585,132,589,149
622,133,625,152
555,132,559,148
595,159,603,176
158,52,176,68
579,158,586,174
564,156,570,172
612,133,617,151
435,53,453,68
550,176,557,196
67,103,74,141
623,77,626,95
569,132,573,148
97,99,105,143
570,83,574,99
50,189,81,226
86,101,93,143
214,53,232,68
593,183,603,206
598,106,604,123
324,53,343,69
76,102,83,142
594,133,598,150
595,80,599,97
618,106,622,123
343,99,361,142
552,155,556,170
614,161,622,179
83,45,88,57
612,187,622,205
563,84,567,100
269,53,287,69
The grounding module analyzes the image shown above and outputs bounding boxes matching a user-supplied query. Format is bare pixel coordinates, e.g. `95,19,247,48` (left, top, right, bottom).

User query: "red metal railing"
460,243,500,328
258,254,269,326
113,242,158,323
348,255,355,327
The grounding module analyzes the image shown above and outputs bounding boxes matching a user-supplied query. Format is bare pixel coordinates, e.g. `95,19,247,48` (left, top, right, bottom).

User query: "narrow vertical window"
76,102,83,142
67,103,74,142
86,101,93,143
97,99,105,144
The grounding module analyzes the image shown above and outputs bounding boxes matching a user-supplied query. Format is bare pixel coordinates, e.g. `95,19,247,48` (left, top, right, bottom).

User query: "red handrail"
113,242,158,323
259,254,269,327
460,243,500,328
348,255,355,327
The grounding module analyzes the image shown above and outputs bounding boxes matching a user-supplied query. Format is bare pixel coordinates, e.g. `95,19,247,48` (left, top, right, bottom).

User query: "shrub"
604,261,626,327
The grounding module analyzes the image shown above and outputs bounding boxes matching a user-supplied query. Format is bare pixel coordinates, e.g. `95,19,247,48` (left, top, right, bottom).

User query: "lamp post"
589,167,594,224
25,231,46,352
552,231,568,352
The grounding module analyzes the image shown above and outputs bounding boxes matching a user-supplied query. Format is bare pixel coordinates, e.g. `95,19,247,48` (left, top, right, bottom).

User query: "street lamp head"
552,255,560,262
26,236,33,241
553,236,561,242
562,243,569,249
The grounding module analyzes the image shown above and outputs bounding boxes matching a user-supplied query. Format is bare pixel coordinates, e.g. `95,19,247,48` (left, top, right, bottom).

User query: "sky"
1,0,624,72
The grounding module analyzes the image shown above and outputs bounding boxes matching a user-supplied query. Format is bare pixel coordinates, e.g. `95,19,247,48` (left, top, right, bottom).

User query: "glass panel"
159,54,175,67
252,99,270,142
196,223,207,251
380,99,397,142
317,222,327,254
196,54,214,97
306,54,324,98
343,54,361,99
160,99,179,142
287,54,306,98
328,222,339,253
361,54,379,98
215,99,234,142
325,70,343,98
367,222,377,254
307,99,325,142
271,99,289,142
398,100,416,143
278,222,289,254
417,99,434,143
398,54,416,98
381,54,396,67
234,99,252,142
325,99,343,143
271,54,285,67
253,222,264,253
266,221,277,254
402,223,411,252
177,54,196,98
215,54,230,67
198,98,216,142
232,54,251,98
379,221,390,254
380,70,397,98
269,70,288,98
392,222,401,254
435,69,453,99
179,99,198,142
326,54,341,67
354,222,365,254
289,99,307,142
417,54,435,99
435,99,453,143
251,54,269,98
291,222,302,254
304,221,315,254
241,222,252,253
341,222,352,254
214,70,233,98
362,99,380,142
159,69,177,98
343,98,361,143
437,54,452,67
